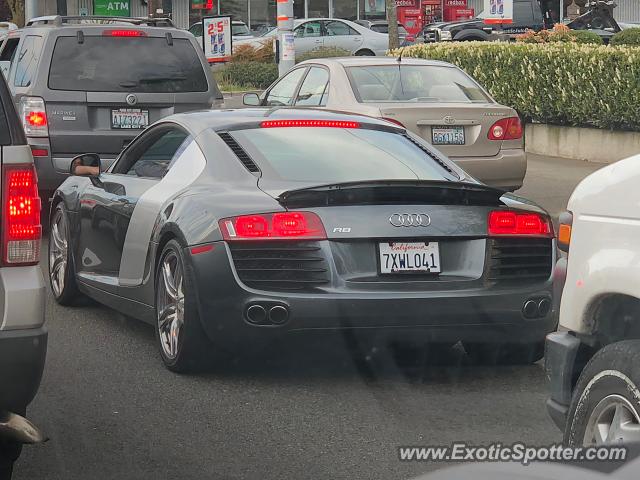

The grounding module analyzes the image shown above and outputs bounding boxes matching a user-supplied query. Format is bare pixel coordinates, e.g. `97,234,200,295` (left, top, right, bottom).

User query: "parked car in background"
234,18,389,56
245,57,526,191
251,24,275,36
354,19,414,45
3,15,223,218
189,19,254,43
546,155,640,446
0,28,20,79
51,108,555,372
0,60,46,480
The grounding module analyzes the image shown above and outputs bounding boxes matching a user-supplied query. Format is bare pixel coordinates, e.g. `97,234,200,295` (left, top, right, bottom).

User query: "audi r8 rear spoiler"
269,180,506,209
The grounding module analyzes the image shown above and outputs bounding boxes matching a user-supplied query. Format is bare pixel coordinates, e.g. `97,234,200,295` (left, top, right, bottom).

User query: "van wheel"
565,340,640,446
355,49,375,56
49,203,81,305
464,340,545,365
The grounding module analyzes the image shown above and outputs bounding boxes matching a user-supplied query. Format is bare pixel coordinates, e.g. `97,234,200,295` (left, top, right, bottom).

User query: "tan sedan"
243,57,526,191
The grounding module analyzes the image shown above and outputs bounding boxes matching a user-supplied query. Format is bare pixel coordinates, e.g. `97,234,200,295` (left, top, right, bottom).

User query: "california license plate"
432,126,465,145
379,242,441,274
111,108,149,129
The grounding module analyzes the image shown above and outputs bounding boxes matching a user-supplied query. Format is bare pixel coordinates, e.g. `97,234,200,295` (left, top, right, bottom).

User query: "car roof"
24,15,176,31
299,56,454,68
170,108,396,135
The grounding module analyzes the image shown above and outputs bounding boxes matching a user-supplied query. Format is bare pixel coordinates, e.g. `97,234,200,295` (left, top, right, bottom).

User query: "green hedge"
391,42,640,131
214,61,279,90
610,28,640,46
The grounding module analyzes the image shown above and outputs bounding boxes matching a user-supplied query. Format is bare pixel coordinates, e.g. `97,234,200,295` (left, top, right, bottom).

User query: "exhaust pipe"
538,298,551,317
246,304,267,324
522,300,539,319
0,411,46,444
268,305,289,325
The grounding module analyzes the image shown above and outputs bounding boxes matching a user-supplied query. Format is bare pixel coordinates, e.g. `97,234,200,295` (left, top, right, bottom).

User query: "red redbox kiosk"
396,1,475,36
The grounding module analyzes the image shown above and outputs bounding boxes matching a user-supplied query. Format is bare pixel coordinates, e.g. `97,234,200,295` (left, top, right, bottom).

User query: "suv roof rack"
26,16,174,28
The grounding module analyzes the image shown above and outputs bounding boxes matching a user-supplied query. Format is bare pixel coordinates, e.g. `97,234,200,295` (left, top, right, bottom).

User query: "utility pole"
385,0,400,51
276,0,295,76
24,0,38,23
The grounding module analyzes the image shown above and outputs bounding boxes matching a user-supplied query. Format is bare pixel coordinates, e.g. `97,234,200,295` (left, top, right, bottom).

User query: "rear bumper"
0,327,47,412
452,148,527,191
189,244,555,348
545,331,581,430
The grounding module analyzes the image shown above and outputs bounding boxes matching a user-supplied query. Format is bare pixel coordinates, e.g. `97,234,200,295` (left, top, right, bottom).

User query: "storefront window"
249,0,276,31
307,0,329,17
360,0,386,20
334,0,358,20
189,1,216,27
221,0,249,23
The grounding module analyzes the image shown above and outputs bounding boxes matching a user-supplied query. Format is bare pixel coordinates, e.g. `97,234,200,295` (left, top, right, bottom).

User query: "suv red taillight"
219,212,326,241
2,164,41,265
488,117,523,141
20,97,49,137
488,210,553,237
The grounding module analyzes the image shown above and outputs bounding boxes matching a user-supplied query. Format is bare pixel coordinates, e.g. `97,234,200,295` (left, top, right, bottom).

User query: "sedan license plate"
379,242,441,274
432,126,465,145
111,108,149,129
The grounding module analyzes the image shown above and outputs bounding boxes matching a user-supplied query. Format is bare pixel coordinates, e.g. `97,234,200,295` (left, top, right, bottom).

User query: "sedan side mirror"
243,92,261,106
70,153,102,177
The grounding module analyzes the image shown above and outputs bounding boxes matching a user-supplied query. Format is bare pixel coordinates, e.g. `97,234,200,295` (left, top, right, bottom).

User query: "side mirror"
70,153,102,177
243,92,261,106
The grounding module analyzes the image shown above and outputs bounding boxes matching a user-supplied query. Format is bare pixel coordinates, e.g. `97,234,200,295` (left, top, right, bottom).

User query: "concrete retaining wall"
525,123,640,164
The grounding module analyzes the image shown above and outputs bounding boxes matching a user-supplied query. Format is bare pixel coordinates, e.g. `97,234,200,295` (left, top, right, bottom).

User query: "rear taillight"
20,97,48,137
558,211,573,252
488,210,553,237
219,212,326,241
1,164,41,265
488,117,523,141
30,147,48,157
381,117,406,128
260,120,360,129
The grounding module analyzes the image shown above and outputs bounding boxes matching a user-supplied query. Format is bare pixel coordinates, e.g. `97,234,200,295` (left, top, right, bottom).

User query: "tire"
355,49,375,56
464,340,545,365
49,203,81,305
155,239,214,373
564,340,640,446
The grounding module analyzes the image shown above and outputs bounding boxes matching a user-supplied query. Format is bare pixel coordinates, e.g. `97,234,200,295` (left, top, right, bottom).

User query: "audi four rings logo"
389,214,431,227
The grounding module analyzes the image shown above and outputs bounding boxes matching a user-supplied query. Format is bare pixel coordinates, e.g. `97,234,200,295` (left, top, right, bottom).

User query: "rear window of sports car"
230,127,455,183
48,36,208,93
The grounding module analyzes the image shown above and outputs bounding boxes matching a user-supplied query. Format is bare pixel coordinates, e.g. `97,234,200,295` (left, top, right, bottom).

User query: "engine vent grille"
218,132,260,174
229,241,330,291
488,238,553,284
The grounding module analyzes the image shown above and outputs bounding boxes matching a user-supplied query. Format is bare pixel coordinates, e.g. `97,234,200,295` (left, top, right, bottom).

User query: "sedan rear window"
48,36,208,93
346,65,490,103
231,126,454,183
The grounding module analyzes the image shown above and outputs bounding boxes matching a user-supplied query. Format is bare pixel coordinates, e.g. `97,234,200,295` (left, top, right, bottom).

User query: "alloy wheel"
49,209,68,298
584,394,640,445
157,250,185,360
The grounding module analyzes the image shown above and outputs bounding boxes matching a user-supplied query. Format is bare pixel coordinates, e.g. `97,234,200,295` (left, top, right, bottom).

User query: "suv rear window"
48,36,208,93
231,126,453,183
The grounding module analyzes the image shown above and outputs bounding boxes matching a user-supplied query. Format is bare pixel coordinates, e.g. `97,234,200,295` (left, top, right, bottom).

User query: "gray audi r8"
49,108,556,372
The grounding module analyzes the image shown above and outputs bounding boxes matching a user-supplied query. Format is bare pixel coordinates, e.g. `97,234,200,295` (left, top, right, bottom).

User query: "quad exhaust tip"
269,305,289,325
522,297,552,319
246,304,267,324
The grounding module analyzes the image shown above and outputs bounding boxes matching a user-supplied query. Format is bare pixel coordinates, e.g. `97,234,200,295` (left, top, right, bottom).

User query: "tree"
6,0,24,27
385,0,400,51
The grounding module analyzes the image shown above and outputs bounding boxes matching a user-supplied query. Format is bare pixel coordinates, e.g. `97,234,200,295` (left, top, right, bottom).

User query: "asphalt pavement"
14,154,605,480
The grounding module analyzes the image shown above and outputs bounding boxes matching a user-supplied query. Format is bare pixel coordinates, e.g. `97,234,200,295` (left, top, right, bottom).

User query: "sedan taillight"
488,116,523,141
219,212,327,241
1,164,41,265
20,96,49,137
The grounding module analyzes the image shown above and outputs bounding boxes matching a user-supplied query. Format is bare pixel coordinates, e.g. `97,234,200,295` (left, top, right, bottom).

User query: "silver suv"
0,63,46,480
2,15,223,211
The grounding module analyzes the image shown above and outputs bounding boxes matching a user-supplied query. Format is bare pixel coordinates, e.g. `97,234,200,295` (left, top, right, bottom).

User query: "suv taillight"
20,96,48,137
1,164,41,265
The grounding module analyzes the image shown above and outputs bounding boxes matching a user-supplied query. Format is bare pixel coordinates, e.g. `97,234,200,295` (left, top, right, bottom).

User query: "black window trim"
0,73,25,145
294,64,331,107
262,66,309,107
110,122,191,178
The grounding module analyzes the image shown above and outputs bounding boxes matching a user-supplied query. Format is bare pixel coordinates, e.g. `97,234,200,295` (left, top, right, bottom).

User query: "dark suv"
2,16,223,209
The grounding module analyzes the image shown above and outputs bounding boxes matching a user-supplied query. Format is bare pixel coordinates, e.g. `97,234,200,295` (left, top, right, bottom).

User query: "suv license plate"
432,126,465,145
111,109,149,129
379,242,441,274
